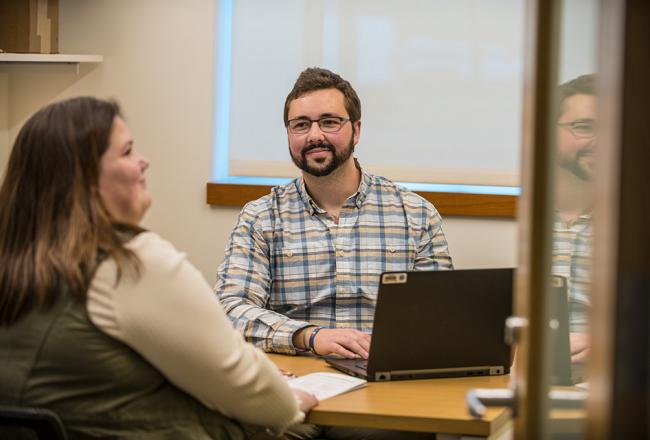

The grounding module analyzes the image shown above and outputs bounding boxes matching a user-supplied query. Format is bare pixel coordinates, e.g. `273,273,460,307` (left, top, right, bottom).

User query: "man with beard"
215,67,453,358
552,74,595,378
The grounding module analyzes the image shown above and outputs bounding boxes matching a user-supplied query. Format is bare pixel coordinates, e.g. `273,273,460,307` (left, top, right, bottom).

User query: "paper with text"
288,372,367,401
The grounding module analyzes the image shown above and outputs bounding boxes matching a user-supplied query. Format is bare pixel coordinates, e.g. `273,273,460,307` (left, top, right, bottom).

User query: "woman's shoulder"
126,231,176,252
124,232,187,271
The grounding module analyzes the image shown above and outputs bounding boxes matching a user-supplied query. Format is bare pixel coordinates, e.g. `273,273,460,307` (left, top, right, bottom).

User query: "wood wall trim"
206,182,517,218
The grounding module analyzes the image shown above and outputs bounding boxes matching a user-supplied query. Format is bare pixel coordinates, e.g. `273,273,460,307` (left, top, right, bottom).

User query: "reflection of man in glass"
553,74,595,376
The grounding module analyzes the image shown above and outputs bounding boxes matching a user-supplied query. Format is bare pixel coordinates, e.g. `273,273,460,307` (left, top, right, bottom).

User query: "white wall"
559,0,599,82
0,0,517,283
227,0,525,187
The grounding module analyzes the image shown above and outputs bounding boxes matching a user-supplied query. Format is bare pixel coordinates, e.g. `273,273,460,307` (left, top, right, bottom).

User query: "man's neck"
302,158,361,220
555,168,593,225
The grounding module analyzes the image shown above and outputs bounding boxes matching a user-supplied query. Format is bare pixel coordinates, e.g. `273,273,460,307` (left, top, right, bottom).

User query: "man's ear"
352,120,361,145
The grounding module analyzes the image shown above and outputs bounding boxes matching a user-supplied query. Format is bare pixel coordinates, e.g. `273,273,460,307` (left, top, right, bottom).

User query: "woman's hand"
292,389,318,413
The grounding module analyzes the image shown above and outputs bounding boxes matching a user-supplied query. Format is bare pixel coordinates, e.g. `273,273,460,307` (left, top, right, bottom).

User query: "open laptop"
326,268,514,381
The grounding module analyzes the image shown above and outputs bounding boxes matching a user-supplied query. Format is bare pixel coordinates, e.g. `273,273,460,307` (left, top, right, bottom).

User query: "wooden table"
269,354,513,439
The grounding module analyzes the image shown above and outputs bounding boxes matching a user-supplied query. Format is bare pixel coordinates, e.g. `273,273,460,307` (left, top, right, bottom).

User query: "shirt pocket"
362,236,417,278
269,241,335,309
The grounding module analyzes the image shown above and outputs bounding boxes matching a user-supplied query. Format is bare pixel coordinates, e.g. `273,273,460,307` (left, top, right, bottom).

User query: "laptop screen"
367,268,514,375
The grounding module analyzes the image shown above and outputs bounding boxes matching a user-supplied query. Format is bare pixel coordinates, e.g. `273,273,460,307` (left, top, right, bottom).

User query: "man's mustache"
576,148,594,159
302,143,335,157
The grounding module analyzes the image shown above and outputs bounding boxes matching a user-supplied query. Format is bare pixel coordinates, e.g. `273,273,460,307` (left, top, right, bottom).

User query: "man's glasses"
287,117,350,134
557,119,595,139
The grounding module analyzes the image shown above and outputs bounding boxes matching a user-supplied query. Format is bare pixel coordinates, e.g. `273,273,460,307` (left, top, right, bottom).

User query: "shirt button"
388,247,396,253
286,250,293,258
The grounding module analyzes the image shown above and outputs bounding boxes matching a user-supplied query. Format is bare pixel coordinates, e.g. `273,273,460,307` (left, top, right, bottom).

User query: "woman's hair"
0,97,141,326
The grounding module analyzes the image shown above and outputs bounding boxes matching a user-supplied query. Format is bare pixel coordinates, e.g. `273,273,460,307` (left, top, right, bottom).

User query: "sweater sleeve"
86,232,303,433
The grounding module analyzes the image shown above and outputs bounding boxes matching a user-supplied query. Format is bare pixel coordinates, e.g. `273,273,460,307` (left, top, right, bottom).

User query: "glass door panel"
529,0,600,438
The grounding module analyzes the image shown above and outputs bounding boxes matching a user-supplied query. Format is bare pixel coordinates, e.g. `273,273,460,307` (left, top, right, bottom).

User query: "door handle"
467,315,587,418
465,316,528,418
464,316,527,417
466,388,588,418
504,315,528,346
466,387,515,418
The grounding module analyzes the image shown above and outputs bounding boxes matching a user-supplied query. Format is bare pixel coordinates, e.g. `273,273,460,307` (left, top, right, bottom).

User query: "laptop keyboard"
355,360,368,370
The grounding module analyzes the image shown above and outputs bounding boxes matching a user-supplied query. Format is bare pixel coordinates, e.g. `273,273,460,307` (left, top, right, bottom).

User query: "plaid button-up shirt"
552,213,592,333
215,169,453,354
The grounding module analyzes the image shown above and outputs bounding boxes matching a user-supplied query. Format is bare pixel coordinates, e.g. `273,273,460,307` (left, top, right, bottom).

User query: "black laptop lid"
367,268,514,374
549,275,572,385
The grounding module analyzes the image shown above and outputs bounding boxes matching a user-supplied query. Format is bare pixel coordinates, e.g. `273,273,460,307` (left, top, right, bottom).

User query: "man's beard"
290,136,355,177
559,149,593,181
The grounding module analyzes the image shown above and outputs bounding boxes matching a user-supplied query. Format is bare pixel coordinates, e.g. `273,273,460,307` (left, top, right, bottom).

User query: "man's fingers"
357,333,371,353
334,344,359,359
313,328,371,357
571,348,590,363
336,332,370,357
351,330,371,355
339,339,369,359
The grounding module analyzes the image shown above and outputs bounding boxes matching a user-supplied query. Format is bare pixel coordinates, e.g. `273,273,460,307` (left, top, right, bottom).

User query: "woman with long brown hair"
0,97,316,439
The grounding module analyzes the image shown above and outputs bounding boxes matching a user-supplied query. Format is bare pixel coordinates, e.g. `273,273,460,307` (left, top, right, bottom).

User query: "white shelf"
0,53,103,63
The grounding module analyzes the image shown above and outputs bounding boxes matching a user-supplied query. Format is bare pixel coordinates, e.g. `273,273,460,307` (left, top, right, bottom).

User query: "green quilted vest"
0,294,248,439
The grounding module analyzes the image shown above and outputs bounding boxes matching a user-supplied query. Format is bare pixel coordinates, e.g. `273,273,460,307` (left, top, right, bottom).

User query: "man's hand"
570,332,591,363
292,327,371,358
312,328,371,359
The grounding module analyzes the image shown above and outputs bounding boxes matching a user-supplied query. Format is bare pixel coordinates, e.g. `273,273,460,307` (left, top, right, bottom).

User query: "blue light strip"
211,0,233,181
214,176,521,196
215,176,294,186
396,182,521,196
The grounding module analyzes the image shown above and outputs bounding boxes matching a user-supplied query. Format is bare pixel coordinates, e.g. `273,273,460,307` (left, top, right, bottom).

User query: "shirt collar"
296,178,320,215
354,164,370,208
553,211,593,231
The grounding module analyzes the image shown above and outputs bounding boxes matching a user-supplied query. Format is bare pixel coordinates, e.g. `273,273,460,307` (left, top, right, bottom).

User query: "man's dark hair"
557,74,595,119
283,67,361,126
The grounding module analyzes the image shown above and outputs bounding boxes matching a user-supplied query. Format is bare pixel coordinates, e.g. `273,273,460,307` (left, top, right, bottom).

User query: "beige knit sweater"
87,232,304,434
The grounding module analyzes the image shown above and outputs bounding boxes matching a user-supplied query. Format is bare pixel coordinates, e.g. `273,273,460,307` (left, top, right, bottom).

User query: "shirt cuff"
270,319,315,354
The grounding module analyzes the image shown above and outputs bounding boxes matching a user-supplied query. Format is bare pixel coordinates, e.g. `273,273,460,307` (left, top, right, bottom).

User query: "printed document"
288,372,367,401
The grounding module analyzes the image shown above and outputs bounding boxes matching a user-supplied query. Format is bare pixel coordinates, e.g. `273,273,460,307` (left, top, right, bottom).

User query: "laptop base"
326,358,508,382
